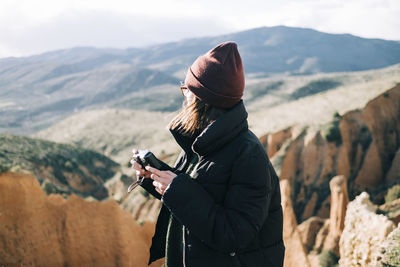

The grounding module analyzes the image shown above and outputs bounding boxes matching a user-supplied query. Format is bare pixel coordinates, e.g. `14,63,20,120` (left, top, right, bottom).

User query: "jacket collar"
170,100,248,157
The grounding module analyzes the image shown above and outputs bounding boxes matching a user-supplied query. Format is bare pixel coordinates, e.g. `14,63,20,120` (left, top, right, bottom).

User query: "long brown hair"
168,96,227,136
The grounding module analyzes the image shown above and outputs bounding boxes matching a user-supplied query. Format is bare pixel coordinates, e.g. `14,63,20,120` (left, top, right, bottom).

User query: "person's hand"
130,149,151,178
145,166,177,195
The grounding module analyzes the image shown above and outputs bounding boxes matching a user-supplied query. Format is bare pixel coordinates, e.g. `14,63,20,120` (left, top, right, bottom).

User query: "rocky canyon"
1,84,399,266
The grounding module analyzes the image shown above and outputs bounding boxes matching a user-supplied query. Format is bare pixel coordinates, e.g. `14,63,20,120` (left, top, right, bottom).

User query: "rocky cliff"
323,175,348,255
259,85,400,267
0,172,162,267
377,224,400,267
339,192,395,267
2,84,399,267
280,179,311,267
262,84,400,223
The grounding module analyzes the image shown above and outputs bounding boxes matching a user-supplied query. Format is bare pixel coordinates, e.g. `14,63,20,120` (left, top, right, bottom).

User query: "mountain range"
1,25,400,134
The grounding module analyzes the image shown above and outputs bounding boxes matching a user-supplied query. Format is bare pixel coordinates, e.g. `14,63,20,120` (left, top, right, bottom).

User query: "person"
131,42,284,267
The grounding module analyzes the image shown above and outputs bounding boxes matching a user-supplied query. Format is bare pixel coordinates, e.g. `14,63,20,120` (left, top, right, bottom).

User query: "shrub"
0,164,10,173
322,120,342,146
319,250,339,267
250,80,284,99
291,79,342,99
385,184,400,203
120,174,132,185
43,182,58,194
333,111,341,120
385,230,400,266
379,228,400,267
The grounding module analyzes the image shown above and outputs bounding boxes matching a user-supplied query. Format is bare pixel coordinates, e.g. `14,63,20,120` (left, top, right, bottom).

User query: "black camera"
128,150,169,193
132,150,163,170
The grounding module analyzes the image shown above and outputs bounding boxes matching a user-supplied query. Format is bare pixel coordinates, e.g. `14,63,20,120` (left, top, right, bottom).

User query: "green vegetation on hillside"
319,250,339,267
291,79,342,99
321,113,342,146
379,228,400,267
113,91,183,112
247,80,284,102
385,184,400,203
0,134,120,200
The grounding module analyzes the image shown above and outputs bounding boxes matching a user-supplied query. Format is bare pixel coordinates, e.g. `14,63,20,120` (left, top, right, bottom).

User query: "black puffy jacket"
141,100,284,267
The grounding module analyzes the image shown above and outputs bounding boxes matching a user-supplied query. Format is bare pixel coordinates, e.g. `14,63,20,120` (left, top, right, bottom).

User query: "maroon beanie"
184,41,245,109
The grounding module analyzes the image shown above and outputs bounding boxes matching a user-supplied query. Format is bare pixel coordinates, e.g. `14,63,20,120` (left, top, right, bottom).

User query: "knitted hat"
184,41,245,109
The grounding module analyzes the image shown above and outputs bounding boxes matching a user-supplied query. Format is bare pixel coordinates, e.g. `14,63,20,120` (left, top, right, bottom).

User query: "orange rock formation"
0,172,163,267
259,127,293,158
354,85,400,191
297,216,325,253
266,85,400,223
323,175,349,255
280,179,311,267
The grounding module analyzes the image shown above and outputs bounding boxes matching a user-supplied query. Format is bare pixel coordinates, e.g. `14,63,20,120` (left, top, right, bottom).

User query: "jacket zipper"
182,225,186,267
182,152,200,267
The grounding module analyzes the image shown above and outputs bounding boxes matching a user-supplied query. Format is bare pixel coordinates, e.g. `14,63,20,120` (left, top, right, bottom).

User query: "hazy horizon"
2,24,400,61
1,0,399,59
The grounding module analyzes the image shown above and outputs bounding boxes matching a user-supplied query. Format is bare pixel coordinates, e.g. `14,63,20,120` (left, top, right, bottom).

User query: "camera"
132,150,163,170
128,150,169,193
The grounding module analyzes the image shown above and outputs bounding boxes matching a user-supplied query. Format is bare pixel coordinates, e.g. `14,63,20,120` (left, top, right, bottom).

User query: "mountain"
134,26,400,75
0,134,120,200
1,26,400,134
34,64,400,165
3,26,400,75
0,63,180,134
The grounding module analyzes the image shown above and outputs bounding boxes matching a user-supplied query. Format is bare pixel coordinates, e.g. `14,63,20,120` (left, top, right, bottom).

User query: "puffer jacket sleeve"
161,143,273,253
140,176,162,200
140,151,185,200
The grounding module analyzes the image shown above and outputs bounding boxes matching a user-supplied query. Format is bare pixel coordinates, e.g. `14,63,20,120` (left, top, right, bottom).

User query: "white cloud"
255,0,400,40
0,0,399,58
0,44,23,58
0,9,233,57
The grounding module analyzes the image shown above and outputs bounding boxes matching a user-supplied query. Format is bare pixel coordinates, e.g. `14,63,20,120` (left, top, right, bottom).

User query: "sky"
0,0,399,58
